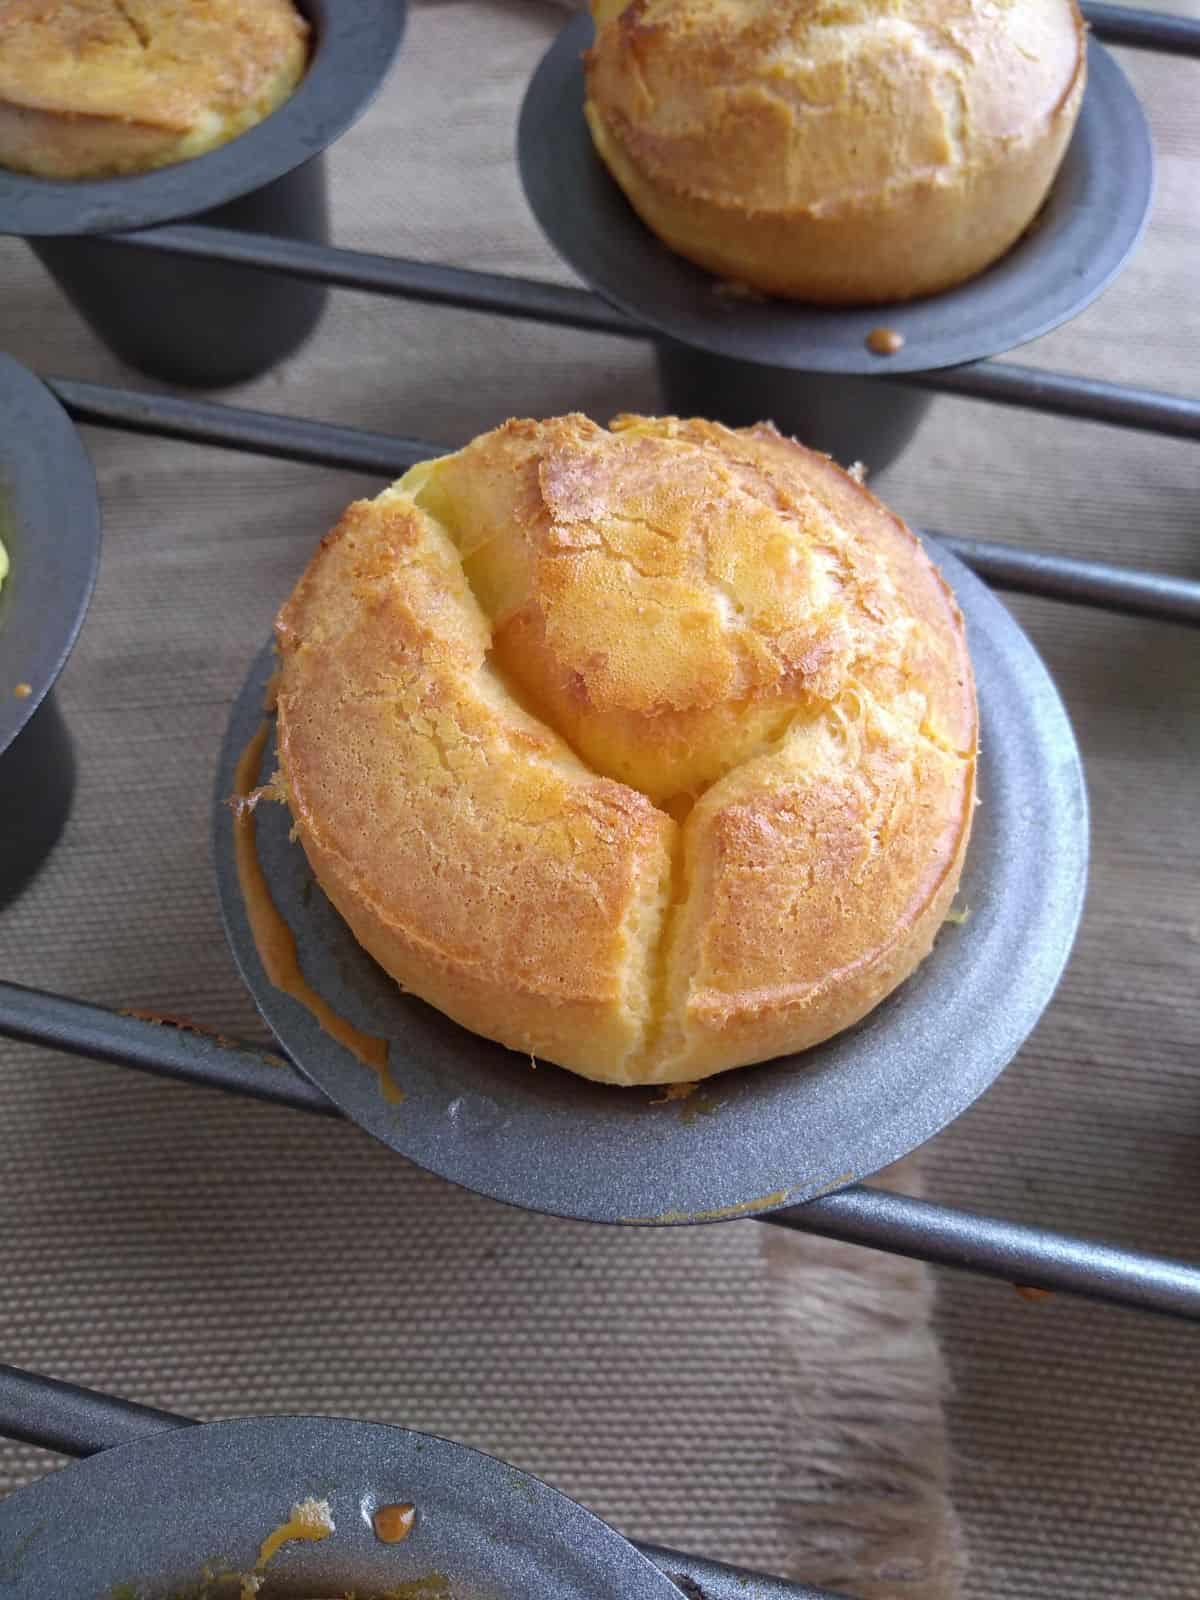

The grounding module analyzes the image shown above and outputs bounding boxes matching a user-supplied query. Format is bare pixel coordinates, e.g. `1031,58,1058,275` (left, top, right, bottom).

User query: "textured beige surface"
0,0,1196,1595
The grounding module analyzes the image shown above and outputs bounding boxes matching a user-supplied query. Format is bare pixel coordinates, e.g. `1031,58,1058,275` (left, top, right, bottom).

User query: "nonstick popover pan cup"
213,536,1088,1227
0,1,406,388
0,355,101,909
0,1363,782,1600
518,11,1154,476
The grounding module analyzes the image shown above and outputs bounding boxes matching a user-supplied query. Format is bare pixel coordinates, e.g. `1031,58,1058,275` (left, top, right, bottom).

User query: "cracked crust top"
274,414,977,1086
0,0,308,179
584,0,1087,302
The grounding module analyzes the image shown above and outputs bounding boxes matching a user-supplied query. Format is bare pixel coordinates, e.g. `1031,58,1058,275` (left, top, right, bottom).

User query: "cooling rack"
0,0,1197,1295
0,3,1197,1595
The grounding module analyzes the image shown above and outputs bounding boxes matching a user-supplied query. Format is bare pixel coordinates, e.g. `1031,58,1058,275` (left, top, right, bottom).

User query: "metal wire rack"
0,4,1198,1593
1,0,1198,1317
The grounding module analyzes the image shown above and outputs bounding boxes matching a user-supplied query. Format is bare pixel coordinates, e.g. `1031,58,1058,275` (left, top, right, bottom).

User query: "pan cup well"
0,1407,685,1600
0,355,101,908
0,0,407,387
518,12,1154,474
214,541,1088,1226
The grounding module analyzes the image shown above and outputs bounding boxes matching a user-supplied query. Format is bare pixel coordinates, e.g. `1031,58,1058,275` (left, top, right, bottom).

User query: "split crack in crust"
274,415,977,1086
111,0,151,50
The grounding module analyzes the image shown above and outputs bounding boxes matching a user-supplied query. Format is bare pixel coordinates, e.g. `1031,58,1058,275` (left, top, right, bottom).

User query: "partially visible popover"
584,0,1087,303
0,0,309,180
273,415,978,1087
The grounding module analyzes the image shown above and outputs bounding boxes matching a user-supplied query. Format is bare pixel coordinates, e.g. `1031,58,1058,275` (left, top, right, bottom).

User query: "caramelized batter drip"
232,718,402,1102
373,1501,417,1543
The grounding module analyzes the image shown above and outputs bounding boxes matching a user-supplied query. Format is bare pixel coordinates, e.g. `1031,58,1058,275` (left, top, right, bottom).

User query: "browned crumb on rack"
118,1007,286,1071
120,1007,235,1046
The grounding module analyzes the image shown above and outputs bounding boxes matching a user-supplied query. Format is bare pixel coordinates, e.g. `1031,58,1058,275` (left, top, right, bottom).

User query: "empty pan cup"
0,1366,697,1600
0,1,406,387
0,356,102,908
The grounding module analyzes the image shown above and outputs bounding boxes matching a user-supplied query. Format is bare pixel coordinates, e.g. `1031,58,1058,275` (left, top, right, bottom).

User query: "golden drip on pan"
234,1495,335,1599
373,1501,418,1543
231,717,403,1104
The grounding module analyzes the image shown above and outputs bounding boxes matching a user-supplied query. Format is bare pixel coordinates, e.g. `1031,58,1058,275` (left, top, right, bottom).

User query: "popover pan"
213,541,1088,1227
0,0,406,387
0,354,101,908
0,1364,822,1600
518,13,1153,471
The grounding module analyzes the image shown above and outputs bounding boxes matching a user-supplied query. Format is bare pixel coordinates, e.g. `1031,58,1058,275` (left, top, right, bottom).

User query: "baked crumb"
651,1081,698,1104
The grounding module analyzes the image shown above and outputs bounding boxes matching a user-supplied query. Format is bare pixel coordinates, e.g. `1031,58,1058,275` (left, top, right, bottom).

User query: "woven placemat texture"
0,1,1196,1595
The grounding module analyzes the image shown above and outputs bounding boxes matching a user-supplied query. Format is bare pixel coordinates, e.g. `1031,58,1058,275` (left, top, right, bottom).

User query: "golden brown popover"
273,415,977,1086
0,0,308,180
584,0,1087,303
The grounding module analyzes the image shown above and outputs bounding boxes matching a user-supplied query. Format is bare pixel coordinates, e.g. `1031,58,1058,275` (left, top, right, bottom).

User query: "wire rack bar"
931,535,1200,627
49,375,1192,624
110,226,637,338
765,1192,1200,1321
99,228,1200,444
637,1545,845,1600
0,1365,846,1600
49,375,426,479
0,980,335,1119
4,981,1198,1320
1081,1,1200,56
0,1364,188,1460
906,363,1200,441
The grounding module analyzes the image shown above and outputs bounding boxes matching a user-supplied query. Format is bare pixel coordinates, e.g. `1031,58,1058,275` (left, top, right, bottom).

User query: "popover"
273,415,977,1086
0,0,309,180
584,0,1087,303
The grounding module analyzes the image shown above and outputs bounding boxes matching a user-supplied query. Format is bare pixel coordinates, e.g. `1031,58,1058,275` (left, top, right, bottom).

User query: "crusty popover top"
273,416,977,1086
0,0,309,179
584,0,1086,301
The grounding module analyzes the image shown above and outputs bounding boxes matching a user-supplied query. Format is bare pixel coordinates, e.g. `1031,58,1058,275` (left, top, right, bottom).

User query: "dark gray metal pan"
0,1,406,385
0,1364,827,1600
212,542,1088,1227
518,12,1154,379
0,355,101,907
